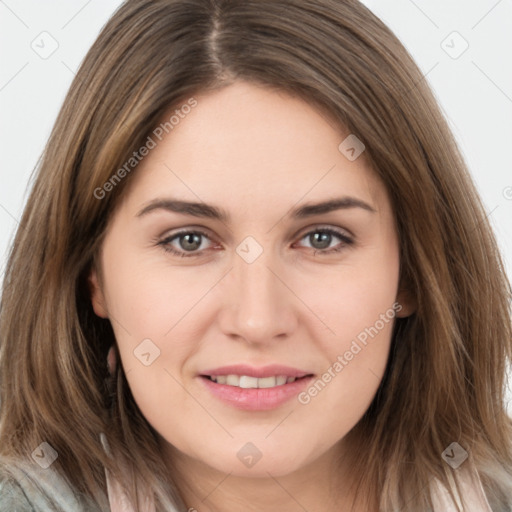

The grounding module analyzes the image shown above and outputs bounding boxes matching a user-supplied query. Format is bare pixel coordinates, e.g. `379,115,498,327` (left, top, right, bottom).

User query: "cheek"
101,239,216,339
297,240,400,351
100,247,219,421
293,241,399,412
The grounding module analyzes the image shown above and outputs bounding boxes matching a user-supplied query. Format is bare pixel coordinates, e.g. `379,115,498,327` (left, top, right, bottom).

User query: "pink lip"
199,364,311,379
198,374,315,411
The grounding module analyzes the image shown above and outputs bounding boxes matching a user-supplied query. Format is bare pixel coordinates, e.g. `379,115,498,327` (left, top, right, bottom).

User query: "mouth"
197,365,316,411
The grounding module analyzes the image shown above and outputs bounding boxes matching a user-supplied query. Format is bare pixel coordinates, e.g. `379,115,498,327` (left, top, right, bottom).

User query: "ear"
107,345,117,375
395,285,417,318
88,267,109,318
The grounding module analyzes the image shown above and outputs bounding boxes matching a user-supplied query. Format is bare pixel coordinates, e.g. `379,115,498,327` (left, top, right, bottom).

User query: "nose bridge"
220,245,296,344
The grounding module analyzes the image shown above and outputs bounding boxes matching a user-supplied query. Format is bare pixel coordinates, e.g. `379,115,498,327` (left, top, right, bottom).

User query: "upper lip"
199,364,314,379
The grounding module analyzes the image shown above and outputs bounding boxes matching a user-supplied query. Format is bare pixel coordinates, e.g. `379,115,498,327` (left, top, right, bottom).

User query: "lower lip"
199,375,315,411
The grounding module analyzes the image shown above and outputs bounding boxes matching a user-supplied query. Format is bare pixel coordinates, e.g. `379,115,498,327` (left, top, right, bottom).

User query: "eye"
294,227,354,255
158,229,216,257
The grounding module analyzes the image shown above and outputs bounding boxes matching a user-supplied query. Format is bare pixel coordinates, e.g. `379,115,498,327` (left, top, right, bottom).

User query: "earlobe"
395,286,417,318
88,268,109,318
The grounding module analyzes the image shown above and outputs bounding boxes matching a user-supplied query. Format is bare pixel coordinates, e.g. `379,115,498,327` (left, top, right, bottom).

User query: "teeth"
226,374,239,386
239,376,259,388
209,375,298,388
258,376,279,388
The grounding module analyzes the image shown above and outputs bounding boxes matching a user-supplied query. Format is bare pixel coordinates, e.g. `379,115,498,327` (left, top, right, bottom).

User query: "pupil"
180,233,201,251
311,232,331,249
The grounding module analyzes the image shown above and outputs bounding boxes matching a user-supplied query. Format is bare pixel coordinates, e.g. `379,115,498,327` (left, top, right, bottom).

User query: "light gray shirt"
0,458,108,512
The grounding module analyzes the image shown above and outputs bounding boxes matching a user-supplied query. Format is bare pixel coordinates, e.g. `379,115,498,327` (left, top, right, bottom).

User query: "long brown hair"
1,0,511,510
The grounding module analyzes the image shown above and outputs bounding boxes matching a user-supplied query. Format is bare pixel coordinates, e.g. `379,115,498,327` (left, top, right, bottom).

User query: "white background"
1,1,511,408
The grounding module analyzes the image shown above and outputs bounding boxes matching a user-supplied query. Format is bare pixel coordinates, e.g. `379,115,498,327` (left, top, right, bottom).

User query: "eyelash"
156,227,354,258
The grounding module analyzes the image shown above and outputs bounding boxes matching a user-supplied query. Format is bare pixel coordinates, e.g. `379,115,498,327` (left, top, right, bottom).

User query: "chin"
202,444,310,478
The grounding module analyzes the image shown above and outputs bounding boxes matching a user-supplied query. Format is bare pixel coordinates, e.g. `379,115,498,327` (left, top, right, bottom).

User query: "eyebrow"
136,196,376,221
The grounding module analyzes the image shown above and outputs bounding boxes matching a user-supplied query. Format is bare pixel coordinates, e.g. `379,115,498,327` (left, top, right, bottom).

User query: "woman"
1,0,511,510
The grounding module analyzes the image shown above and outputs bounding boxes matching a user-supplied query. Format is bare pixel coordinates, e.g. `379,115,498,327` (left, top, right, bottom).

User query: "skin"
90,81,415,512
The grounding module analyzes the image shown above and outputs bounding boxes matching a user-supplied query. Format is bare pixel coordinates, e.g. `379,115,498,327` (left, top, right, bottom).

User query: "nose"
217,248,298,346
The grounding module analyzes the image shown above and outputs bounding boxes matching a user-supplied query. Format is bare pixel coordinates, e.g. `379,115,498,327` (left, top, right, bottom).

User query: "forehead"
121,81,388,219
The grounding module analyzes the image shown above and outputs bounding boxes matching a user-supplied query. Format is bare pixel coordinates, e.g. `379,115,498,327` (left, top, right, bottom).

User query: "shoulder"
0,457,105,512
0,471,34,511
430,459,503,512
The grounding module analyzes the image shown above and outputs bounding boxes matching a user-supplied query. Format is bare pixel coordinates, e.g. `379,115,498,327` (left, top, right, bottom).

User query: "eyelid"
161,227,212,239
294,223,354,241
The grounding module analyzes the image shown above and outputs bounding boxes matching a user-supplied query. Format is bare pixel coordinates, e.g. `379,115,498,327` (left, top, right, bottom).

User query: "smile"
199,374,315,411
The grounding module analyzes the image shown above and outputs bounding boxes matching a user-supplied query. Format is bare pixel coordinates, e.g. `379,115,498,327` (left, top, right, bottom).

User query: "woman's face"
90,81,413,479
